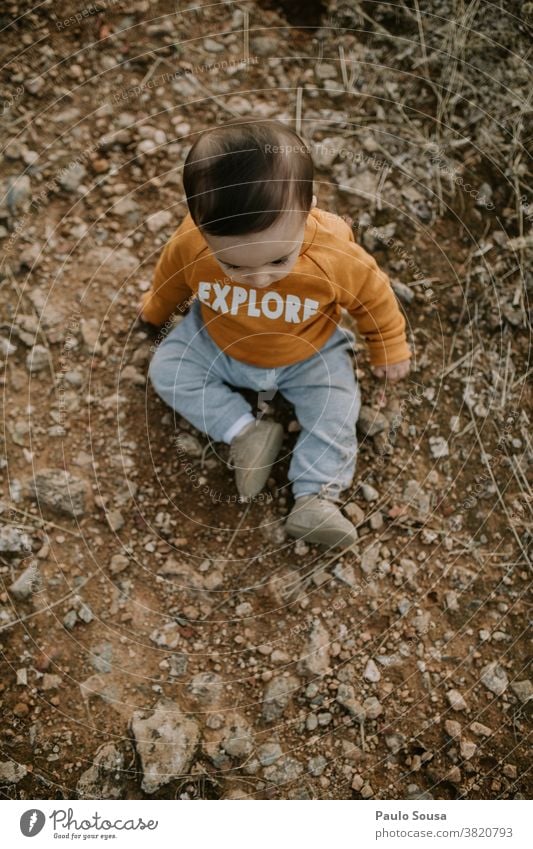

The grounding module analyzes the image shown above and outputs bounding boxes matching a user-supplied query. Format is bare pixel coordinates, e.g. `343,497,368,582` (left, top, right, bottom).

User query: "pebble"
262,755,303,785
480,661,508,696
429,436,449,458
343,502,365,523
403,479,431,518
76,742,124,799
0,761,27,783
363,658,381,683
110,554,129,574
262,675,299,722
336,683,366,721
510,679,532,704
351,774,364,791
360,483,379,502
392,280,415,304
308,755,327,776
297,618,331,678
363,696,383,720
361,782,374,798
0,525,31,554
447,689,468,711
13,702,29,717
187,672,223,706
131,700,200,794
9,561,40,600
26,344,49,373
106,510,125,532
332,562,357,587
361,542,381,575
444,719,462,738
385,733,405,754
460,740,477,760
357,406,389,437
146,210,173,232
28,468,92,517
257,742,282,766
59,163,86,192
470,721,492,737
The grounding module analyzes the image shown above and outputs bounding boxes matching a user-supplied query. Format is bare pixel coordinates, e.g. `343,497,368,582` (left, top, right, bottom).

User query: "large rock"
480,662,508,696
131,701,200,794
28,468,92,517
76,743,125,799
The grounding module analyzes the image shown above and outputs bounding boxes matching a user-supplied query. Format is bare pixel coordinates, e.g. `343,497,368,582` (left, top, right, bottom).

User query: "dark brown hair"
183,120,314,236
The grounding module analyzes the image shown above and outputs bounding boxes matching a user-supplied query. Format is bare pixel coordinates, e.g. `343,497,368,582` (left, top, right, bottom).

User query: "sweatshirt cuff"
367,340,412,368
140,291,172,326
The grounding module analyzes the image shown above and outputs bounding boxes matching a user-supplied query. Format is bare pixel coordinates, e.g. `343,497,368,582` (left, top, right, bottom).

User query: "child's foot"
228,419,284,501
285,494,358,550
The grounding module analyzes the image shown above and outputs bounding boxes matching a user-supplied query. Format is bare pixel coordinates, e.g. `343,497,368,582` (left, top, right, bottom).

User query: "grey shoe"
228,419,284,500
285,494,358,550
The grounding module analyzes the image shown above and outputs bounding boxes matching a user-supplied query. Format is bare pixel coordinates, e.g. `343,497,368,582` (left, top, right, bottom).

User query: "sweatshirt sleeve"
140,220,194,326
336,242,411,367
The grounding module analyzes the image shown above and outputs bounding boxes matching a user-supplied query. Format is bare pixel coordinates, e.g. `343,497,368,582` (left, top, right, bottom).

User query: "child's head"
183,120,315,288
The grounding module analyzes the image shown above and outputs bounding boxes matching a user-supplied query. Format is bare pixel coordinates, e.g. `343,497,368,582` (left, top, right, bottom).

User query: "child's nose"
247,273,271,287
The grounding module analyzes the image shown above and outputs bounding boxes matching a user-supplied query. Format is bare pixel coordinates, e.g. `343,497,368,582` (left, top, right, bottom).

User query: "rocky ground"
0,0,531,800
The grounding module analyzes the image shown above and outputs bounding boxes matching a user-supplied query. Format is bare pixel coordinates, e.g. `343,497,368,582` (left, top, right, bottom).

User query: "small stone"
357,406,389,437
363,658,381,682
9,561,40,600
76,743,124,799
0,761,27,783
369,511,384,530
13,702,29,717
343,502,365,523
308,755,327,777
297,618,331,678
262,755,303,785
360,483,379,502
470,721,492,737
146,210,173,233
460,740,477,760
429,436,449,458
385,733,405,754
510,679,533,704
28,468,92,517
361,782,374,798
59,163,86,192
16,668,28,686
403,479,431,519
392,280,415,304
78,603,94,623
203,37,225,52
336,683,366,721
361,542,381,575
351,774,364,791
106,510,124,532
332,562,357,587
363,696,383,719
175,432,203,458
187,672,223,706
26,344,49,373
447,689,468,711
446,766,462,785
480,661,508,696
444,720,462,739
257,742,282,766
262,675,299,722
502,764,517,780
131,700,200,794
41,673,62,690
444,591,460,611
110,554,129,574
63,610,78,629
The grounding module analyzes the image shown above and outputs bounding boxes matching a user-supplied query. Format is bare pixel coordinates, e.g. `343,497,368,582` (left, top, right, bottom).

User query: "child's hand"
136,297,150,323
371,359,411,383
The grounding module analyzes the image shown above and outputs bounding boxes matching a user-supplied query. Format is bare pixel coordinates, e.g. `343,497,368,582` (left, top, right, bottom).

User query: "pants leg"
276,325,361,502
148,300,253,443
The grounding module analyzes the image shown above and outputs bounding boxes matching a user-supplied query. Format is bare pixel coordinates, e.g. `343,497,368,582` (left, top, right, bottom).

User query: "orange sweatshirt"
141,207,411,368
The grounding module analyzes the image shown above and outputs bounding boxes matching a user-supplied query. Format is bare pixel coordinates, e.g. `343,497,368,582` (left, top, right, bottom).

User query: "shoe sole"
236,423,284,499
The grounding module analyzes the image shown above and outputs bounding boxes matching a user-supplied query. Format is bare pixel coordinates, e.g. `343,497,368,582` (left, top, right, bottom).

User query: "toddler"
139,120,411,550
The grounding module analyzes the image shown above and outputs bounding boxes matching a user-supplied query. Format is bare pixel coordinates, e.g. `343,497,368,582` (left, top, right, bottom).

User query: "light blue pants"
148,299,362,501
